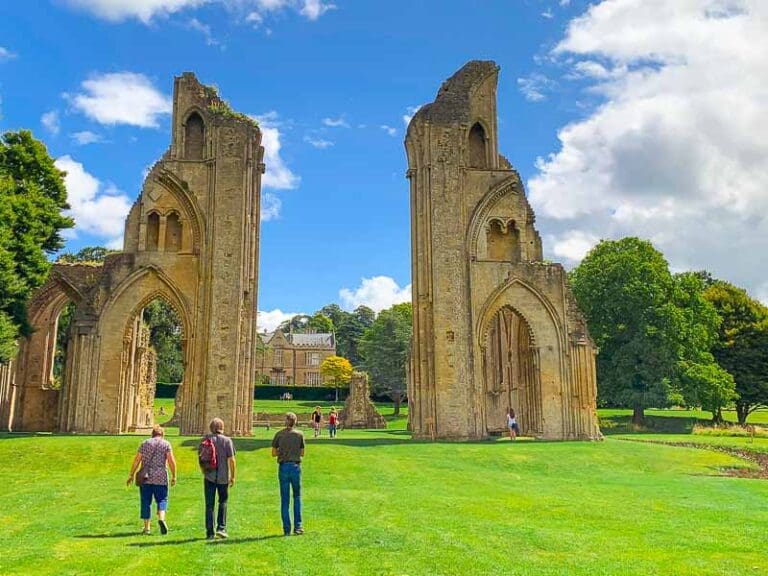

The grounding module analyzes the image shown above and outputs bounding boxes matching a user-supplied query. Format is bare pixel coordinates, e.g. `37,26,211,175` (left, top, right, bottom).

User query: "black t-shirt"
312,411,321,423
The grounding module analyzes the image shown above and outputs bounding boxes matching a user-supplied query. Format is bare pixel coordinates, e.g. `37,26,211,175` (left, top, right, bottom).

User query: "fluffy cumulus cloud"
64,0,335,24
339,276,411,313
257,308,304,332
254,111,300,191
70,130,103,145
41,110,60,135
55,155,133,248
528,0,768,298
67,72,171,128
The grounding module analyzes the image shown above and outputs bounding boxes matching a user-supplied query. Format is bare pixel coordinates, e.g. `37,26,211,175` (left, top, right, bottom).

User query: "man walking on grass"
200,417,236,540
271,412,305,536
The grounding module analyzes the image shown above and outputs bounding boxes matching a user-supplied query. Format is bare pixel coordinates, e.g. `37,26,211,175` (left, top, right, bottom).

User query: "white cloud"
64,0,205,23
70,130,103,145
299,0,335,20
517,73,555,102
254,111,300,191
402,105,420,127
0,47,16,61
261,192,282,221
258,308,304,332
322,116,349,128
339,276,412,313
528,0,768,297
188,17,220,46
67,72,171,128
303,135,334,149
542,9,554,19
380,124,397,137
41,110,60,136
55,155,132,247
549,230,600,263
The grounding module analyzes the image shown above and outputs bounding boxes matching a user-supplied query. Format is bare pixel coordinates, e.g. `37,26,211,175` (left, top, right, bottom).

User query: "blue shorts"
140,483,168,519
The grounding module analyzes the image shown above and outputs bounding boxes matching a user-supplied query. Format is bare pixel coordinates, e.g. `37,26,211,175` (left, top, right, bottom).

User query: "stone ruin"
341,373,386,429
405,61,601,440
0,73,263,435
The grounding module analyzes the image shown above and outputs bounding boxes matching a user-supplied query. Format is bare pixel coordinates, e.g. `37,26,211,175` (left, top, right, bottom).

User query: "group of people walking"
310,406,339,438
127,413,305,538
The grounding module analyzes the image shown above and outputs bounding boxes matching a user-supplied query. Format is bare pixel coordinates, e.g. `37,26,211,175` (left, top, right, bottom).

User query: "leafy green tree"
320,355,353,402
359,302,412,415
277,314,311,333
704,281,768,425
57,246,117,263
336,305,375,367
669,272,736,422
308,312,333,333
142,300,184,383
0,130,73,358
570,238,725,424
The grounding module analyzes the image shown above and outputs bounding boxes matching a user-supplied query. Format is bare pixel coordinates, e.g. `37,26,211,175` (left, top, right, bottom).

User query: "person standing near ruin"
126,424,176,535
310,406,323,438
507,408,520,440
200,417,236,539
328,407,339,438
271,412,305,536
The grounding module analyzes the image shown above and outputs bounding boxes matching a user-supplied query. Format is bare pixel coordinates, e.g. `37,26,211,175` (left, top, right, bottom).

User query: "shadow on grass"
599,414,701,436
207,535,283,545
127,537,202,547
75,532,139,539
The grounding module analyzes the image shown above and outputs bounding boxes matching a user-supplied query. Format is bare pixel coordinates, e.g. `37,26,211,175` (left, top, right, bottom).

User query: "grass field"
2,402,768,576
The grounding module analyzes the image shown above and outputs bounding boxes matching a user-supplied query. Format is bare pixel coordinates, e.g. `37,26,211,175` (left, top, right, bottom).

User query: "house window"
308,352,320,367
306,372,322,386
271,371,286,385
273,347,283,366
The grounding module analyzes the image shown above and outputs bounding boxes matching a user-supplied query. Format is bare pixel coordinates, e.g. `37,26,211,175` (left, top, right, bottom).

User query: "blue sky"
1,1,766,329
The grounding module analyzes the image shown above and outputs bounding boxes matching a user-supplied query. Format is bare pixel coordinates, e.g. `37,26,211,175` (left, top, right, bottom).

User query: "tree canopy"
320,355,353,402
359,302,412,414
703,281,768,424
0,130,73,361
570,238,730,423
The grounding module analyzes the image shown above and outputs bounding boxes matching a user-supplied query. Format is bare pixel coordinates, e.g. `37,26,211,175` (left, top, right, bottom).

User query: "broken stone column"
340,372,386,429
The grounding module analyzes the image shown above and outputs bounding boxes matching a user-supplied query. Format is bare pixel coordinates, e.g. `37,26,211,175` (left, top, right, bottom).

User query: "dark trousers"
204,479,228,536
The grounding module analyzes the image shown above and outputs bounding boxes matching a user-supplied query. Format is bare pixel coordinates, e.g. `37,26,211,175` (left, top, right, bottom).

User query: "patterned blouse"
138,437,172,485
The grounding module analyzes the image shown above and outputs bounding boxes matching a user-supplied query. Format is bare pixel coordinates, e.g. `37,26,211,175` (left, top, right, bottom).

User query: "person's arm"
166,449,177,487
228,456,236,487
126,452,142,486
271,446,278,457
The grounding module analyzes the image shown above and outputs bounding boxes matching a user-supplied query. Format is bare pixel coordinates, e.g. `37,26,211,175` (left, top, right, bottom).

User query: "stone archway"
480,306,542,436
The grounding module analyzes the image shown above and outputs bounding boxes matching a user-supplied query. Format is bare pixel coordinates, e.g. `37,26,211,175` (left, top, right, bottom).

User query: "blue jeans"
278,462,302,533
139,484,168,520
329,424,337,438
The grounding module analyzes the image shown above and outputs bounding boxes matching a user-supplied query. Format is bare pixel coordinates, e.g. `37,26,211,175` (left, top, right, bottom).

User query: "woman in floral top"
127,425,177,535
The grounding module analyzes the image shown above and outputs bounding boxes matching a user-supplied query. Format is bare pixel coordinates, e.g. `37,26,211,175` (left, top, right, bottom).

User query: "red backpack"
198,436,218,471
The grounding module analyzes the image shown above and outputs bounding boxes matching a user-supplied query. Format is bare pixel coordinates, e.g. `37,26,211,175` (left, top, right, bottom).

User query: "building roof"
288,333,335,347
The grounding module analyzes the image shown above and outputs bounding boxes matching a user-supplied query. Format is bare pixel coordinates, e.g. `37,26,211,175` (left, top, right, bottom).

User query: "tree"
335,305,375,367
308,312,333,334
277,314,311,333
570,238,722,424
57,246,117,263
320,355,353,402
359,302,412,415
0,130,73,358
704,281,768,425
142,300,184,383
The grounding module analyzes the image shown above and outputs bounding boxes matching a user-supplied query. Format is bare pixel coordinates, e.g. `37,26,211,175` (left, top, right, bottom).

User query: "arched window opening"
184,112,205,160
165,212,182,252
146,212,160,251
482,307,541,436
120,297,185,432
469,122,487,168
51,302,76,389
486,219,520,262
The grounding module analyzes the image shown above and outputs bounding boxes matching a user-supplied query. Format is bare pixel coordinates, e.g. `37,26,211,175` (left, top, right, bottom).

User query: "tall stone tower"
405,61,601,440
2,73,263,435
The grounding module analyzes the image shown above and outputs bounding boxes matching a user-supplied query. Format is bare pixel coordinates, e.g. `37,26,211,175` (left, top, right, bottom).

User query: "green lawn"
2,420,767,575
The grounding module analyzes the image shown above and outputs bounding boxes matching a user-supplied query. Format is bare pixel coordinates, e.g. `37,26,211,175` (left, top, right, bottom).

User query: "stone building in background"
255,331,336,387
0,73,263,435
405,61,601,440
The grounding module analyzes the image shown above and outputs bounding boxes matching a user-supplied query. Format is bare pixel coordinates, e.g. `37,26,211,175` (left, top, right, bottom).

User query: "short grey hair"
285,412,297,428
